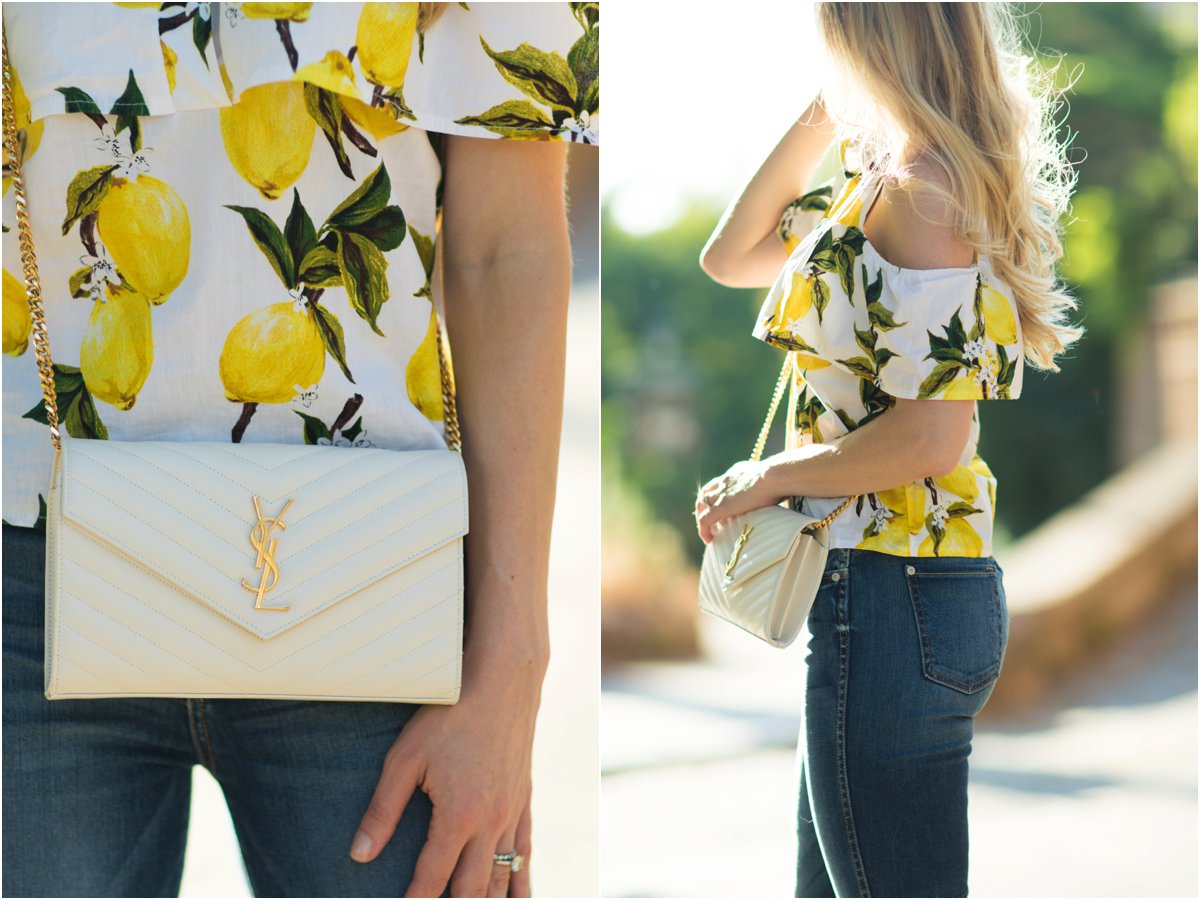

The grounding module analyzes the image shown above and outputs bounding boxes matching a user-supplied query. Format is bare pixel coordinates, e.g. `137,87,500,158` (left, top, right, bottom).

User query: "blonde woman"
695,3,1081,895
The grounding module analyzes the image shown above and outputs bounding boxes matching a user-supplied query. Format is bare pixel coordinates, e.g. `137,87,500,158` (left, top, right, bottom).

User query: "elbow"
698,242,732,285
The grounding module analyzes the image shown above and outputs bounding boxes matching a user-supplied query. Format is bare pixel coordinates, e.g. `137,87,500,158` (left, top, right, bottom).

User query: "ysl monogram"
723,524,754,582
241,496,295,612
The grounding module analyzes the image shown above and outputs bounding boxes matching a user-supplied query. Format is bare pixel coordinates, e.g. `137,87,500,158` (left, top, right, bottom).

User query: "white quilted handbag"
4,37,465,703
698,354,855,648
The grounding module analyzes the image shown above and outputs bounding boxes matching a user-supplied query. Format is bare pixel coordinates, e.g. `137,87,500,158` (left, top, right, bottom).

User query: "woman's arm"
695,398,976,543
348,135,570,899
699,95,837,288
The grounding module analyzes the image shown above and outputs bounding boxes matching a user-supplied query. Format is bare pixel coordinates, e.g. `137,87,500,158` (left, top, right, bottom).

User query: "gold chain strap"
751,351,856,534
1,26,461,455
2,29,60,452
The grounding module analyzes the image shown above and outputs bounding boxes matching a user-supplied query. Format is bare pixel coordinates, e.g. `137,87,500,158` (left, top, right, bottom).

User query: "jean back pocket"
904,562,1007,695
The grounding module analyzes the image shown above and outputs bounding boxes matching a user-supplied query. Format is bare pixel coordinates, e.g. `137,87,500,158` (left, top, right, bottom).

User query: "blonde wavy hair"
813,1,1085,372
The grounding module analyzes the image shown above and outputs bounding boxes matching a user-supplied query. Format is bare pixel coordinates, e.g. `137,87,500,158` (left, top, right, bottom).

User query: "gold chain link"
750,351,856,534
3,28,60,452
2,26,461,456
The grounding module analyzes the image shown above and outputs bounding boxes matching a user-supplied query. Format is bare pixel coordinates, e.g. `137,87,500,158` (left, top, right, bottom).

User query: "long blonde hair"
813,1,1084,372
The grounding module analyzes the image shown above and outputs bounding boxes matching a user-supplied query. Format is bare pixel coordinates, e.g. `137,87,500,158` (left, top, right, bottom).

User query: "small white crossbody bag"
4,31,466,703
698,354,855,648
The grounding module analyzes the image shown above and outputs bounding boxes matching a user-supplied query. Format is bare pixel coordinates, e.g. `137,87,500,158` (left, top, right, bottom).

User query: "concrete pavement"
601,581,1198,898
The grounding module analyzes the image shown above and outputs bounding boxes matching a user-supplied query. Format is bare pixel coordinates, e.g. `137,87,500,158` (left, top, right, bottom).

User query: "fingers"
351,744,423,864
486,827,518,898
405,802,472,898
508,803,532,898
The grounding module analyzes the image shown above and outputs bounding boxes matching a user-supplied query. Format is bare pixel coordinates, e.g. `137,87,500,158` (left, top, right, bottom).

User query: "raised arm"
699,95,837,288
348,135,570,900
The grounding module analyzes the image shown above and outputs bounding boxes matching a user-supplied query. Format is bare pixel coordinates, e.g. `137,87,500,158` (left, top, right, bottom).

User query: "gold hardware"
723,524,754,581
241,496,294,612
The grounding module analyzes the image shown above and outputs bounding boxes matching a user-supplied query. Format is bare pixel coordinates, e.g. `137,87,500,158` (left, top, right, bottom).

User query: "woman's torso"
2,1,598,527
752,139,1025,558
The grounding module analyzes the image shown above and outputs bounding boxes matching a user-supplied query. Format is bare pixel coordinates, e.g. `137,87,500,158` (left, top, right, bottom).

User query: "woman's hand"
695,458,786,544
349,133,568,896
350,640,547,898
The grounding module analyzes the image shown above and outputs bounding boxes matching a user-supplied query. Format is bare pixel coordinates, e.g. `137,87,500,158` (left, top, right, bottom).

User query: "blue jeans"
2,524,435,898
795,548,1009,898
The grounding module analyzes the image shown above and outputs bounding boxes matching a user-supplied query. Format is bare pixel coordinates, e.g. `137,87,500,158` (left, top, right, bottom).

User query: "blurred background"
601,2,1197,897
176,144,599,897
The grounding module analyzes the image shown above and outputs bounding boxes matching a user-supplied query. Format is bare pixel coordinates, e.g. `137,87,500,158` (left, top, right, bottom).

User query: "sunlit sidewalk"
602,582,1198,898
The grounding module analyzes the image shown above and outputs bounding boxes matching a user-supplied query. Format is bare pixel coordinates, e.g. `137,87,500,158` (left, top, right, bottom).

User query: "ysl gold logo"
723,524,754,582
241,496,295,612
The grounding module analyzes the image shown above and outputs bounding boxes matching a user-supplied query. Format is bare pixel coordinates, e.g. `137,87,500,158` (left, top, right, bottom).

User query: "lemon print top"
2,2,599,527
751,139,1024,558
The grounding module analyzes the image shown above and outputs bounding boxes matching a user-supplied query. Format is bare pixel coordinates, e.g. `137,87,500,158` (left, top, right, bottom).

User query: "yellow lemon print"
342,96,409,140
942,374,984,400
3,62,43,195
824,174,861,223
783,234,801,255
857,489,909,554
783,270,814,321
219,61,234,100
161,40,178,94
932,464,979,505
294,50,362,100
793,354,830,371
904,482,925,535
968,456,997,510
3,269,31,357
837,194,865,227
405,305,444,421
96,175,191,304
356,3,418,87
919,517,984,557
981,285,1018,345
219,301,325,404
241,2,313,20
80,283,154,411
220,82,316,201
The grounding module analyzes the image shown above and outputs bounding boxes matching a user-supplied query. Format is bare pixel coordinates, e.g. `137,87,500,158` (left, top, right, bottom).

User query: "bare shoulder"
863,153,976,270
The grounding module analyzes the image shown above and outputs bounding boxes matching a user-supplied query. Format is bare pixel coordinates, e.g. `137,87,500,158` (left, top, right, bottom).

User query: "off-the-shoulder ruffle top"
2,2,599,527
752,139,1024,557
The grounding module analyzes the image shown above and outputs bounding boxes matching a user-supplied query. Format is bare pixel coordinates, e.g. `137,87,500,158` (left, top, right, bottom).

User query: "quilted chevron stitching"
54,653,122,691
95,443,251,521
64,586,242,689
288,596,459,683
59,476,461,639
161,444,389,498
61,550,459,673
330,627,461,692
59,620,187,691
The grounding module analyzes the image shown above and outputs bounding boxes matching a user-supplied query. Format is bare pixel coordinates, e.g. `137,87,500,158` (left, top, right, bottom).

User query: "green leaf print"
21,364,109,440
336,231,390,336
968,277,986,342
310,302,354,383
946,501,984,518
455,99,555,139
298,247,342,288
225,204,296,288
568,27,599,116
61,165,118,236
832,407,858,432
381,86,416,123
325,163,392,230
341,416,364,443
295,410,332,445
341,206,407,253
996,343,1016,397
68,267,92,299
569,2,599,30
54,86,102,115
409,225,436,299
110,69,150,116
917,360,963,399
284,189,318,270
863,264,906,331
192,11,213,67
480,38,577,114
835,356,875,380
303,84,353,180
